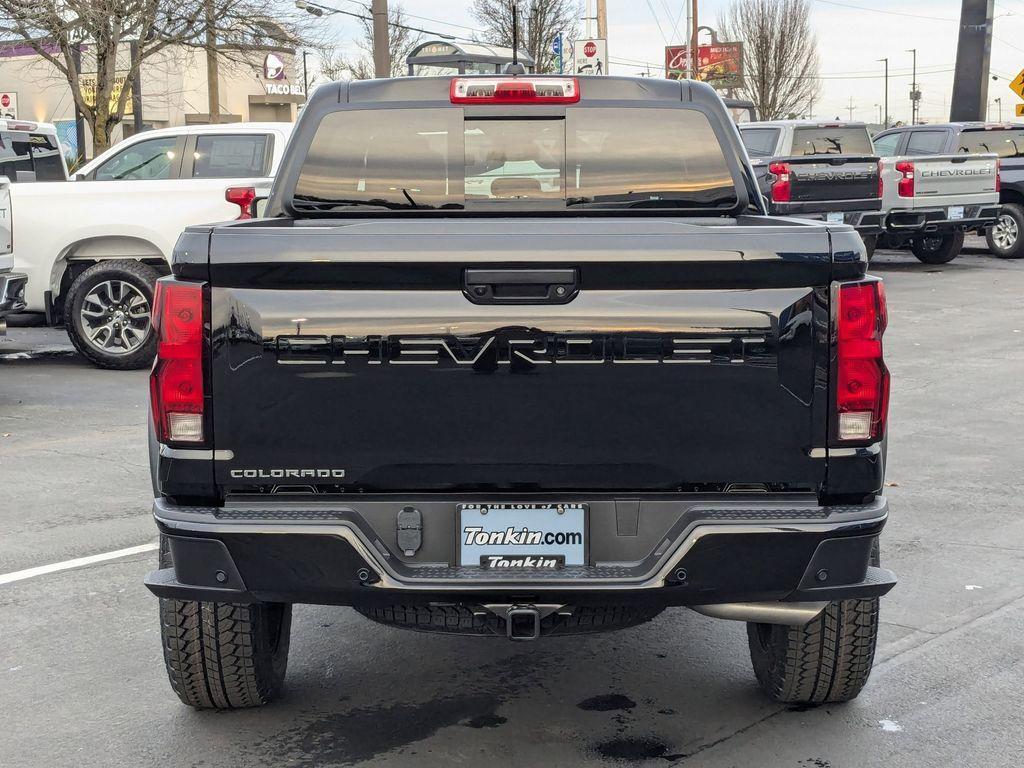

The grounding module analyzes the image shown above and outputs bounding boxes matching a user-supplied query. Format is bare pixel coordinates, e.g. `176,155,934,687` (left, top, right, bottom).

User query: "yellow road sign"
1011,69,1024,99
1018,103,1024,117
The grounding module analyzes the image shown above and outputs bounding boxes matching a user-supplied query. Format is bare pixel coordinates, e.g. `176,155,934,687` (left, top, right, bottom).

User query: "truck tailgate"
765,155,880,207
898,154,999,200
206,219,833,493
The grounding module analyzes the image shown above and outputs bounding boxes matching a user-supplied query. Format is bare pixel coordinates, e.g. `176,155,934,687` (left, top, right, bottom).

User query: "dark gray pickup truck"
145,75,895,710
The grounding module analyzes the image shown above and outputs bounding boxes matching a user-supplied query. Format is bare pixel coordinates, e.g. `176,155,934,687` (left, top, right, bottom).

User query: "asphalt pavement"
2,246,1023,767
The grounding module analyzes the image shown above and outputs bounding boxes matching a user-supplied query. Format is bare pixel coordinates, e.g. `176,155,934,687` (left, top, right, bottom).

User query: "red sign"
1,94,9,107
584,41,597,57
665,43,743,88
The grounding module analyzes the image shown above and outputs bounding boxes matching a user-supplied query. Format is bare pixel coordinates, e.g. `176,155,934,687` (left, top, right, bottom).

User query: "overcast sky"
315,0,1024,124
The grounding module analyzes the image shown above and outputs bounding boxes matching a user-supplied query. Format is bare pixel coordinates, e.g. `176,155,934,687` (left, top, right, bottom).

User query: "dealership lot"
2,247,1023,767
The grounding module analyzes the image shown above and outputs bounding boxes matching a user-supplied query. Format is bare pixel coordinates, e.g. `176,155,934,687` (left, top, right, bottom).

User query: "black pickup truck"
739,121,884,255
145,75,895,710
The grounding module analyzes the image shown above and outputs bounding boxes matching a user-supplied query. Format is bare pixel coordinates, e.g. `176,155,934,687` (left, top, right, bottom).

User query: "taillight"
877,160,883,198
150,280,205,443
835,281,889,443
226,186,256,220
995,159,1001,193
895,161,914,197
450,77,580,104
769,162,791,203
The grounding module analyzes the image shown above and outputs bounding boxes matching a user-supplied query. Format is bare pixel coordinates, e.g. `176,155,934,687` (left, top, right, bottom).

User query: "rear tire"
746,541,880,705
157,536,292,709
985,203,1024,259
910,231,964,264
64,259,159,370
861,234,877,261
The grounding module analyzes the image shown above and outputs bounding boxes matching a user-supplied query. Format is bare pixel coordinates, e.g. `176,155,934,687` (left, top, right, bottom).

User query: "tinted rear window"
293,107,738,213
958,129,1024,158
791,127,873,156
739,128,779,158
0,131,66,181
192,134,270,178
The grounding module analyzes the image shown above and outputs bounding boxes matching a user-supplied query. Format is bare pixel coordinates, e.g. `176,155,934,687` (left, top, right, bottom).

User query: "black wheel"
985,203,1024,259
746,541,880,705
910,231,964,264
861,234,877,261
64,260,159,369
157,536,292,709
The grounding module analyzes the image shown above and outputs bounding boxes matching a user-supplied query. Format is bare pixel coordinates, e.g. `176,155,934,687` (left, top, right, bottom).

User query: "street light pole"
371,0,390,78
907,48,917,125
877,57,888,128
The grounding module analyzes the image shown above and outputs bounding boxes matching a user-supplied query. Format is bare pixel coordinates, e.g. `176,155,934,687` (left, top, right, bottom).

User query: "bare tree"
0,0,316,154
717,0,819,120
333,3,421,80
471,0,579,73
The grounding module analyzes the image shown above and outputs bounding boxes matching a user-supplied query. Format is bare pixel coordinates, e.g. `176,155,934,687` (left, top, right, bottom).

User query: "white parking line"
0,542,159,586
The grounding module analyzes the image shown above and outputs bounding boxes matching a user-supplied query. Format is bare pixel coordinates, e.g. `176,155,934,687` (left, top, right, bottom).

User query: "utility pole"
597,0,607,39
907,47,917,125
877,57,888,128
371,0,390,78
684,0,692,79
205,0,220,123
690,0,699,80
846,96,856,121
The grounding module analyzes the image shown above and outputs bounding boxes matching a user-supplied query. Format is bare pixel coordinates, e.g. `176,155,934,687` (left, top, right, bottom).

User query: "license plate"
948,206,964,220
827,212,844,223
458,503,586,568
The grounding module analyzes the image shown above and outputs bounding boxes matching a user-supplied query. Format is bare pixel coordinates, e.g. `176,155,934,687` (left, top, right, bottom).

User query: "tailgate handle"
463,268,578,304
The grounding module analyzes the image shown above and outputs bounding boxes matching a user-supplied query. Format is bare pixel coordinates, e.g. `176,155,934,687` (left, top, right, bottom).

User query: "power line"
811,0,956,22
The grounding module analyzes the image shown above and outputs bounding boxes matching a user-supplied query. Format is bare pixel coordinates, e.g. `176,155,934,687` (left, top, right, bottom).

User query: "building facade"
0,40,306,161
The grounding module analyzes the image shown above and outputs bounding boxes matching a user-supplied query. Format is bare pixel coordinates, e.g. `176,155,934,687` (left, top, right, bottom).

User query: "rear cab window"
738,128,780,158
958,129,1024,158
790,127,873,156
0,130,67,181
192,134,271,178
292,105,740,214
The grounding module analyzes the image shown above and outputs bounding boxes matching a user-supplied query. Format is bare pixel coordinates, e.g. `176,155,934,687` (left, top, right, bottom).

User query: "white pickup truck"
12,122,293,367
0,118,70,333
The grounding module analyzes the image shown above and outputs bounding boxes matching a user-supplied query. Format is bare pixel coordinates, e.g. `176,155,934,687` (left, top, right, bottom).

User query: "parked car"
738,121,884,255
145,75,896,710
11,122,293,367
874,122,1022,259
0,119,68,333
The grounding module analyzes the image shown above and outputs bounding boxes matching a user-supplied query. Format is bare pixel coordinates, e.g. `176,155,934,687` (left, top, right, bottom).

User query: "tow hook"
505,606,542,641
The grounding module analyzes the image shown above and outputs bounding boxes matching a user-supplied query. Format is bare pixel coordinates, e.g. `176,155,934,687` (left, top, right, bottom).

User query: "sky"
313,0,1024,124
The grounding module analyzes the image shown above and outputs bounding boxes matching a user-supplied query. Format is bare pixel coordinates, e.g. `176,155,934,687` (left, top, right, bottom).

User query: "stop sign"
584,41,597,57
1,94,9,108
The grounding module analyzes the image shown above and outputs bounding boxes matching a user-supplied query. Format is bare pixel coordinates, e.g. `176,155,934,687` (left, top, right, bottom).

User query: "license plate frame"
457,503,587,568
948,205,965,220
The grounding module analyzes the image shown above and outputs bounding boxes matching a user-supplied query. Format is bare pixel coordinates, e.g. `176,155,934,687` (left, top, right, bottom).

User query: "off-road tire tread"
157,537,291,709
746,540,881,705
64,259,159,370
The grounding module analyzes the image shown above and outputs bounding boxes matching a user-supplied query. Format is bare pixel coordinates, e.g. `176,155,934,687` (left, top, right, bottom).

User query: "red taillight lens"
895,160,914,197
226,186,256,220
450,77,580,104
995,159,1001,193
150,280,205,443
835,281,889,443
877,160,884,198
769,161,791,203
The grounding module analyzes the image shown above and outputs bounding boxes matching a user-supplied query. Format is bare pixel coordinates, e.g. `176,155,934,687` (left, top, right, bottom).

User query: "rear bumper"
790,210,885,234
884,205,1002,233
145,495,895,608
0,271,27,330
